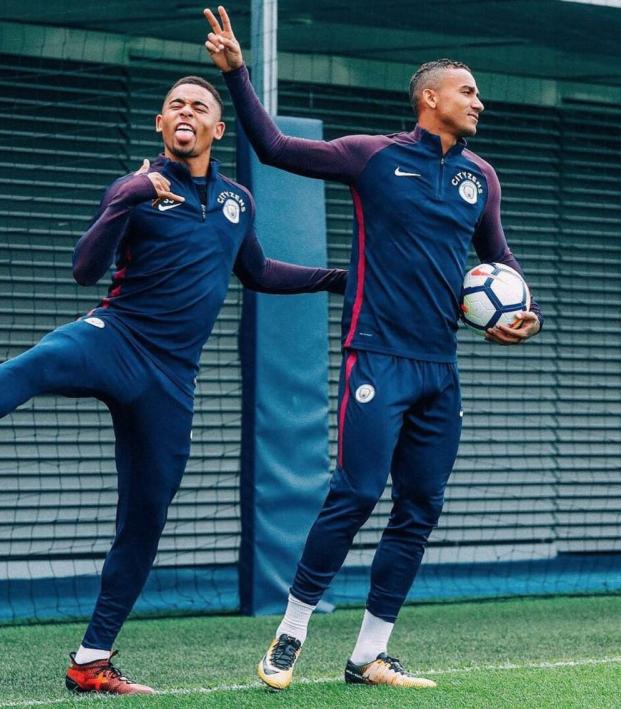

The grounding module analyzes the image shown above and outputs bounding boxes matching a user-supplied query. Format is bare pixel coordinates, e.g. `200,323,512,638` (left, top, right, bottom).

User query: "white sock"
275,594,316,645
73,645,110,665
350,610,395,665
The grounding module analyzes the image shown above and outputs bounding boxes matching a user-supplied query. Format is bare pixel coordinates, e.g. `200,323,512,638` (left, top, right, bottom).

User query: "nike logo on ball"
471,267,501,281
394,167,422,177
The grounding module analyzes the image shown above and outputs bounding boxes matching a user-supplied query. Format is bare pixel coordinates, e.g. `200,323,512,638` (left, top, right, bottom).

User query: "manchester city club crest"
355,384,376,404
84,317,105,328
458,179,479,204
223,198,240,224
451,171,483,205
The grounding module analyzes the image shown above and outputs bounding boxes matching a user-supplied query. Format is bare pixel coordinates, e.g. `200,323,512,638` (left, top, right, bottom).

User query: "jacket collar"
412,125,466,157
152,154,220,182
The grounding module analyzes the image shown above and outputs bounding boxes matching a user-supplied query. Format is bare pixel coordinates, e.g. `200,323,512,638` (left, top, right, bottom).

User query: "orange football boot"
65,650,154,694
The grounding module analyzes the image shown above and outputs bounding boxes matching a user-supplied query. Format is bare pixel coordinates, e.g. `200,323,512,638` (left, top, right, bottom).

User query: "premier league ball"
460,262,530,334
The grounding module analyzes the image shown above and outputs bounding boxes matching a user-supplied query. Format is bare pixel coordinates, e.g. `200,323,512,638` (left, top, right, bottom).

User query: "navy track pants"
291,349,462,623
0,317,193,649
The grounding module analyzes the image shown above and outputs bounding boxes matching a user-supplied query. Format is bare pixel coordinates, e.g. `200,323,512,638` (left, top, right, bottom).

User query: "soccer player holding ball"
0,76,346,694
205,6,543,690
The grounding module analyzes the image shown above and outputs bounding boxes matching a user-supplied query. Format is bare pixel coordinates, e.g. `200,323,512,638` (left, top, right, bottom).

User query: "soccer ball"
460,262,530,334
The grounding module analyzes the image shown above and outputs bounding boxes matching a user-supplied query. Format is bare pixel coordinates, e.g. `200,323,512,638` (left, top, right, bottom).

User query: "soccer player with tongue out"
1,74,346,694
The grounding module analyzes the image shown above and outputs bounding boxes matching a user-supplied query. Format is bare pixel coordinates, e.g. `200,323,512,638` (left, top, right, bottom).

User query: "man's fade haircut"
163,76,224,116
408,59,472,115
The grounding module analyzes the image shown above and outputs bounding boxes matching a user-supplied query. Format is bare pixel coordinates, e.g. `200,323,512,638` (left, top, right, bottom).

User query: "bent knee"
328,473,385,516
401,492,446,526
351,487,385,513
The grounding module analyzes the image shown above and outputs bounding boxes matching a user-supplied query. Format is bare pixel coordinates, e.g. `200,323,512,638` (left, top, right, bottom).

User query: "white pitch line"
426,655,621,674
3,656,621,707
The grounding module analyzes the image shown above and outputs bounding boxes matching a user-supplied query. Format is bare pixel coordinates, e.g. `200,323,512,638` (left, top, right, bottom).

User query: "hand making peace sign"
204,6,244,73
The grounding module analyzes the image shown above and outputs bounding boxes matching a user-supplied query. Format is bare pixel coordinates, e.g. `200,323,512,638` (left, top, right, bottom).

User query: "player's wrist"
112,175,157,207
222,61,245,75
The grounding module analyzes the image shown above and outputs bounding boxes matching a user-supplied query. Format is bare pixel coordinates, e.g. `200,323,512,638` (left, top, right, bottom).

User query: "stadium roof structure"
1,0,621,89
0,0,621,106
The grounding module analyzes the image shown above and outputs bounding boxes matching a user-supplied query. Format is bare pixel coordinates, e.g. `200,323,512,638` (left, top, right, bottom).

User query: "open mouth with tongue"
175,122,195,144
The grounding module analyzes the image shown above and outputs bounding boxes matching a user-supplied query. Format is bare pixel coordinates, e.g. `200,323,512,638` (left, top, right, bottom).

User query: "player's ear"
155,114,163,133
213,120,226,141
422,88,437,110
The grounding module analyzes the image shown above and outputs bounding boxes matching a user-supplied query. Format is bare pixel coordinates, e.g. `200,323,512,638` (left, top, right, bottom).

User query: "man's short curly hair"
163,76,223,117
408,59,472,115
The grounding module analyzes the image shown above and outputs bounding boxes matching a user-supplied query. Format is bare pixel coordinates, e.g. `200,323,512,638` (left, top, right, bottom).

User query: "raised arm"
204,7,378,183
234,229,347,295
471,161,543,344
73,161,183,286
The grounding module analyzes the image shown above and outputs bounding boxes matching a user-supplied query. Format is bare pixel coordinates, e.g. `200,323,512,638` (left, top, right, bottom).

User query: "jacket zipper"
169,163,208,221
436,157,445,198
193,181,207,222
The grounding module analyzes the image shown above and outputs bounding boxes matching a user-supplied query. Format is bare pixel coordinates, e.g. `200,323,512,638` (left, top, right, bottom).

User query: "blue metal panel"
238,117,333,615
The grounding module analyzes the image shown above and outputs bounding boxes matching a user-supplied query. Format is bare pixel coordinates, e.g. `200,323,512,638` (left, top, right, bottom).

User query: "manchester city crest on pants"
355,384,375,404
84,317,105,329
223,198,240,224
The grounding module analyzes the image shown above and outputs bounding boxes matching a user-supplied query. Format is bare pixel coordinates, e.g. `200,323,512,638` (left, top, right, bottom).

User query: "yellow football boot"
344,653,436,688
257,634,302,690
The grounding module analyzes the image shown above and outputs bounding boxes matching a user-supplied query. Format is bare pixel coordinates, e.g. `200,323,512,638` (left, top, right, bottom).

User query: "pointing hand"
135,160,185,208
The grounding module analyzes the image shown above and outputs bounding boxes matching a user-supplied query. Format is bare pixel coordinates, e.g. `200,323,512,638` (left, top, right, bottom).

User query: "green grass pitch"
1,594,620,708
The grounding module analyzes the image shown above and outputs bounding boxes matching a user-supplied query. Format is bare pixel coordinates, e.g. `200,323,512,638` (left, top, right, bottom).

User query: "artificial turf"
1,594,620,708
